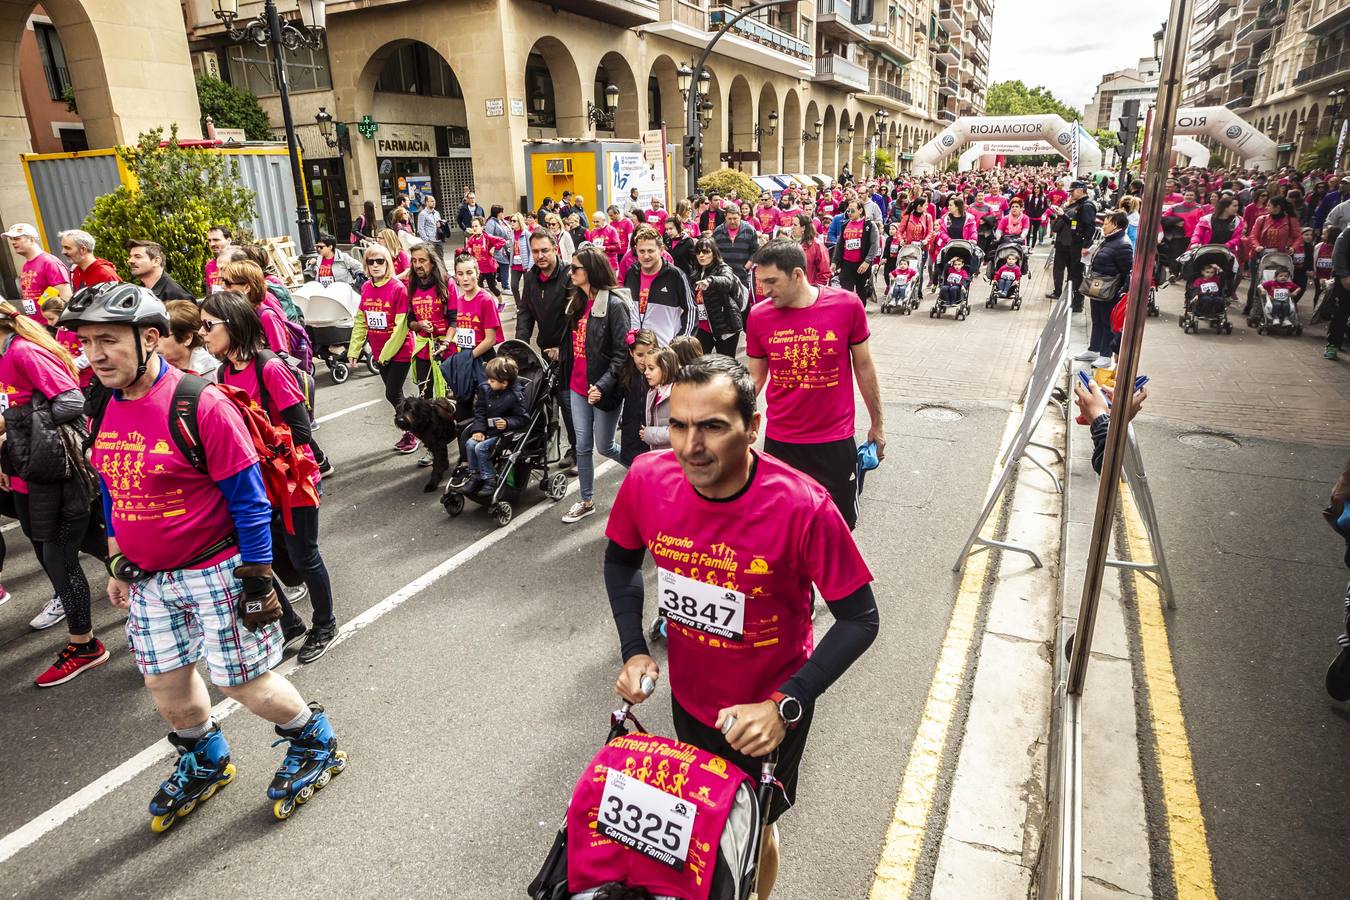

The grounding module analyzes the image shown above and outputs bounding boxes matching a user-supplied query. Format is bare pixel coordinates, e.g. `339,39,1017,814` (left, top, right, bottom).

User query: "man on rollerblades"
62,283,345,829
606,355,880,898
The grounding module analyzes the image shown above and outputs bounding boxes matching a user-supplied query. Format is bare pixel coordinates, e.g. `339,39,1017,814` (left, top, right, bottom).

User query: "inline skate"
267,702,346,820
149,725,235,833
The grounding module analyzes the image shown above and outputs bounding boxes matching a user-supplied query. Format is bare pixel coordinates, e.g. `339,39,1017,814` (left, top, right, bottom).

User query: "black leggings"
14,492,92,636
696,329,740,357
1328,286,1350,349
380,360,411,410
1029,222,1044,247
280,506,335,629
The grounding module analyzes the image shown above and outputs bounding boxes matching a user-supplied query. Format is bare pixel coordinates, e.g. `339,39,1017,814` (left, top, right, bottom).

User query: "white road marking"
0,460,617,865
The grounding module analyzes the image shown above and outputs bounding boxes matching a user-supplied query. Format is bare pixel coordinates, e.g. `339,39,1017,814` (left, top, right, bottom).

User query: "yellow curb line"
1120,484,1218,900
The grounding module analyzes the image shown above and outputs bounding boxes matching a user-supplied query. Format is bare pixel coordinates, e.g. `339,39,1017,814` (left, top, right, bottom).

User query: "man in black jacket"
1322,226,1350,360
622,226,696,346
456,190,485,232
1047,182,1097,312
515,228,577,467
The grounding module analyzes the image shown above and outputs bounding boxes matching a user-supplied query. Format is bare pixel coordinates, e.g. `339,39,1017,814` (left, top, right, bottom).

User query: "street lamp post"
212,0,325,262
685,0,799,187
587,84,621,132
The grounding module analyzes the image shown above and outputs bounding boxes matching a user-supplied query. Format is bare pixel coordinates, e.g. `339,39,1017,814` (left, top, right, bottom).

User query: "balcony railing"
1307,0,1350,35
938,109,957,123
868,78,913,105
813,53,870,91
707,4,811,60
938,1,963,31
1231,56,1254,78
1294,48,1350,88
938,75,959,95
1226,94,1254,110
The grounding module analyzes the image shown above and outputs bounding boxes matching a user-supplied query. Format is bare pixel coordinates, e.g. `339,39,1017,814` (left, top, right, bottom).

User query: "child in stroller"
1178,244,1237,334
462,356,528,498
930,241,980,320
1258,262,1303,335
986,243,1026,310
882,247,922,314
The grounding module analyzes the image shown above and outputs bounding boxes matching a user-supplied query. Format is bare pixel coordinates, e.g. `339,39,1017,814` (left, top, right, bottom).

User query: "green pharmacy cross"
357,116,379,139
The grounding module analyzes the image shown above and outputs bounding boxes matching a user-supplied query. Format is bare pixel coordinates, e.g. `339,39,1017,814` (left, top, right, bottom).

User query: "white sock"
280,707,312,733
175,720,212,741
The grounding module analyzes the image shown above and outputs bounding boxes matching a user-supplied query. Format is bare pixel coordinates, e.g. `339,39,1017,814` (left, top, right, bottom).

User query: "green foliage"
697,168,760,202
195,75,273,141
1299,135,1338,171
985,80,1081,123
1091,128,1120,151
83,126,257,296
61,84,77,114
871,148,895,178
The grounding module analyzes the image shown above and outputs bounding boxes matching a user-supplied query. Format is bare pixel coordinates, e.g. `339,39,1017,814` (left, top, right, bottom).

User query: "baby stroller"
985,238,1027,310
976,213,1001,259
1176,244,1236,335
290,281,377,384
882,243,925,315
441,340,566,527
528,678,772,900
1157,215,1189,286
931,240,981,321
1248,249,1303,337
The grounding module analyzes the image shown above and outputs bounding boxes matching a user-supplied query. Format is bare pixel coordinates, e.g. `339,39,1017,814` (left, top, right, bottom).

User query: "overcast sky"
987,0,1175,113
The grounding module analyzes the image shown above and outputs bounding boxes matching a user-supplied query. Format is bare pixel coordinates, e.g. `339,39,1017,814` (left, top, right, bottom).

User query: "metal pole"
264,0,317,261
687,0,798,188
1066,0,1194,696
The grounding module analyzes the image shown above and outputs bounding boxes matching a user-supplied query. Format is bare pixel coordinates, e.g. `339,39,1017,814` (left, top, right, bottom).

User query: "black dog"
393,396,458,491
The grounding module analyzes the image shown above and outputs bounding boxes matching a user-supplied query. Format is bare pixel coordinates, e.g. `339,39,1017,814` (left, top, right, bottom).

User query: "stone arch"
727,74,754,168
757,81,780,174
804,99,821,172
700,66,724,178
782,88,802,172
525,36,584,138
822,105,839,176
1305,103,1321,143
648,54,686,194
0,0,202,249
593,50,640,139
851,111,866,173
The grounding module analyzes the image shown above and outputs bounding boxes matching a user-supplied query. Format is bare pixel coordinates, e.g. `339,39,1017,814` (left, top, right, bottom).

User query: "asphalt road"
1127,282,1350,900
0,282,1048,898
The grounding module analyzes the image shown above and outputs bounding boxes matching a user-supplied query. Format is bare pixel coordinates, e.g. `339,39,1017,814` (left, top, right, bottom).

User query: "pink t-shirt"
570,297,594,395
745,286,870,444
55,328,93,389
0,336,80,494
451,288,501,355
19,253,69,322
91,364,257,571
646,208,669,231
754,205,778,233
218,355,319,497
587,225,623,270
259,295,290,355
204,258,224,295
606,451,873,726
411,284,453,360
360,277,413,362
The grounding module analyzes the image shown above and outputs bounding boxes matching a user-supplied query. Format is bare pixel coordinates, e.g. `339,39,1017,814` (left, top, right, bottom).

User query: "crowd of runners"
3,151,1350,894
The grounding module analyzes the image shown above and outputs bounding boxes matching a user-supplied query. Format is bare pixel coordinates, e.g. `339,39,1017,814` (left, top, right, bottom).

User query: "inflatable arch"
911,115,1102,176
1172,135,1211,168
1170,107,1274,170
958,141,1058,171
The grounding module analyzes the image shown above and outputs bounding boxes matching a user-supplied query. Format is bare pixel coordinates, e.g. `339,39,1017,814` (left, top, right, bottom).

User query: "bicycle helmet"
59,282,170,333
59,282,171,380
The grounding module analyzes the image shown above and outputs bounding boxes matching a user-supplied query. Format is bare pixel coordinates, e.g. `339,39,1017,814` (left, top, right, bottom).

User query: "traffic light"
1117,99,1141,156
682,134,698,162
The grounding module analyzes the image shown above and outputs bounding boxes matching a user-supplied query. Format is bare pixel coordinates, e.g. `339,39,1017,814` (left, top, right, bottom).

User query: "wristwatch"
770,691,803,729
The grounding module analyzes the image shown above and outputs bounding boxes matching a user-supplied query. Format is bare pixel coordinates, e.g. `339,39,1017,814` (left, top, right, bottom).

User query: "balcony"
644,2,813,77
938,1,963,32
965,70,987,92
938,109,957,123
866,77,913,107
935,39,961,65
1295,48,1350,91
816,0,871,43
937,75,959,96
813,53,870,92
523,0,660,28
1189,57,1222,80
1231,55,1255,78
972,14,991,43
1226,94,1254,110
1307,0,1350,35
972,0,993,14
1235,12,1273,44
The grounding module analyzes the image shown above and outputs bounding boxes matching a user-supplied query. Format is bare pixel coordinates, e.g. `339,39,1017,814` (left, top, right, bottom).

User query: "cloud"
987,0,1173,111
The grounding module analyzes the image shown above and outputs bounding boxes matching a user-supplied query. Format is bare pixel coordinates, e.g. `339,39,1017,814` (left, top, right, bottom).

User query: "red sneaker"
34,640,110,688
393,432,420,454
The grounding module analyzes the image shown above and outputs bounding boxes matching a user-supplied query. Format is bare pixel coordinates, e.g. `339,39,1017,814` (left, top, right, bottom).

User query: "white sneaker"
1091,356,1115,369
30,594,66,631
1073,350,1098,362
561,501,595,524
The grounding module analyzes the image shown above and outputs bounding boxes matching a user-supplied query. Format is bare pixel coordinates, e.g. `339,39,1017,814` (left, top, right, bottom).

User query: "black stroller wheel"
330,361,350,384
443,491,465,517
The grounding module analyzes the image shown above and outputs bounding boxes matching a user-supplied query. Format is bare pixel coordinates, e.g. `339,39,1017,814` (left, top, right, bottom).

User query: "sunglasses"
199,319,225,332
368,259,387,266
570,264,585,272
221,280,247,288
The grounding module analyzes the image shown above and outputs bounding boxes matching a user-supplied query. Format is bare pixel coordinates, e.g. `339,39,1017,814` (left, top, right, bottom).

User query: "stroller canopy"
292,281,360,326
1179,244,1239,282
938,239,982,269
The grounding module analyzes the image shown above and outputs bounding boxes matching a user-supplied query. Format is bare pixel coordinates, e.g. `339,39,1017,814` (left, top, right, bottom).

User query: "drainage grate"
1177,431,1240,450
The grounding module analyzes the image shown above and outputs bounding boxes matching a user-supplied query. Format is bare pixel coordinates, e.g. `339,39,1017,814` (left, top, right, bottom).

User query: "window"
376,43,461,98
526,52,557,129
648,76,661,131
33,23,70,101
224,42,331,96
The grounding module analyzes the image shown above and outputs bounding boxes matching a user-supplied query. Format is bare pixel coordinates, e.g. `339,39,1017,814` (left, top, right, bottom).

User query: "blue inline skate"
267,702,346,820
149,725,235,833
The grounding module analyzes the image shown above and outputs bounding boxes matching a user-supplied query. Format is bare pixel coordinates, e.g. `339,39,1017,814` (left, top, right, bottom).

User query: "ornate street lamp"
587,83,621,131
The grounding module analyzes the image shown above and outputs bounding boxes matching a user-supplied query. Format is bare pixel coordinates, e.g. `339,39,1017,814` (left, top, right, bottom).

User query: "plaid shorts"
125,553,282,687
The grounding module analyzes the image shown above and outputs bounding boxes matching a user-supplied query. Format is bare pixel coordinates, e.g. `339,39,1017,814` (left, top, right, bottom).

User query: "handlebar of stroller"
613,675,657,721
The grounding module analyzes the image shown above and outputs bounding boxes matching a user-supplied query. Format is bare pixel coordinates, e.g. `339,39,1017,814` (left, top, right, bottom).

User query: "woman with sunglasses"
558,246,633,524
346,243,419,454
200,291,339,664
543,213,575,265
689,238,743,357
304,234,363,286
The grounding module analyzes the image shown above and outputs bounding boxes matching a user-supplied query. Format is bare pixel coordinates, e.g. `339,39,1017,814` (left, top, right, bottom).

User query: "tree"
1091,128,1120,153
697,168,759,202
1299,135,1338,171
871,148,895,178
83,126,257,296
985,80,1081,123
195,75,273,141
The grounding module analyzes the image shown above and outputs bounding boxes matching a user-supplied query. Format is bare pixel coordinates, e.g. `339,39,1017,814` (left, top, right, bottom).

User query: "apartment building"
1186,0,1350,169
1082,50,1161,135
180,1,983,236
